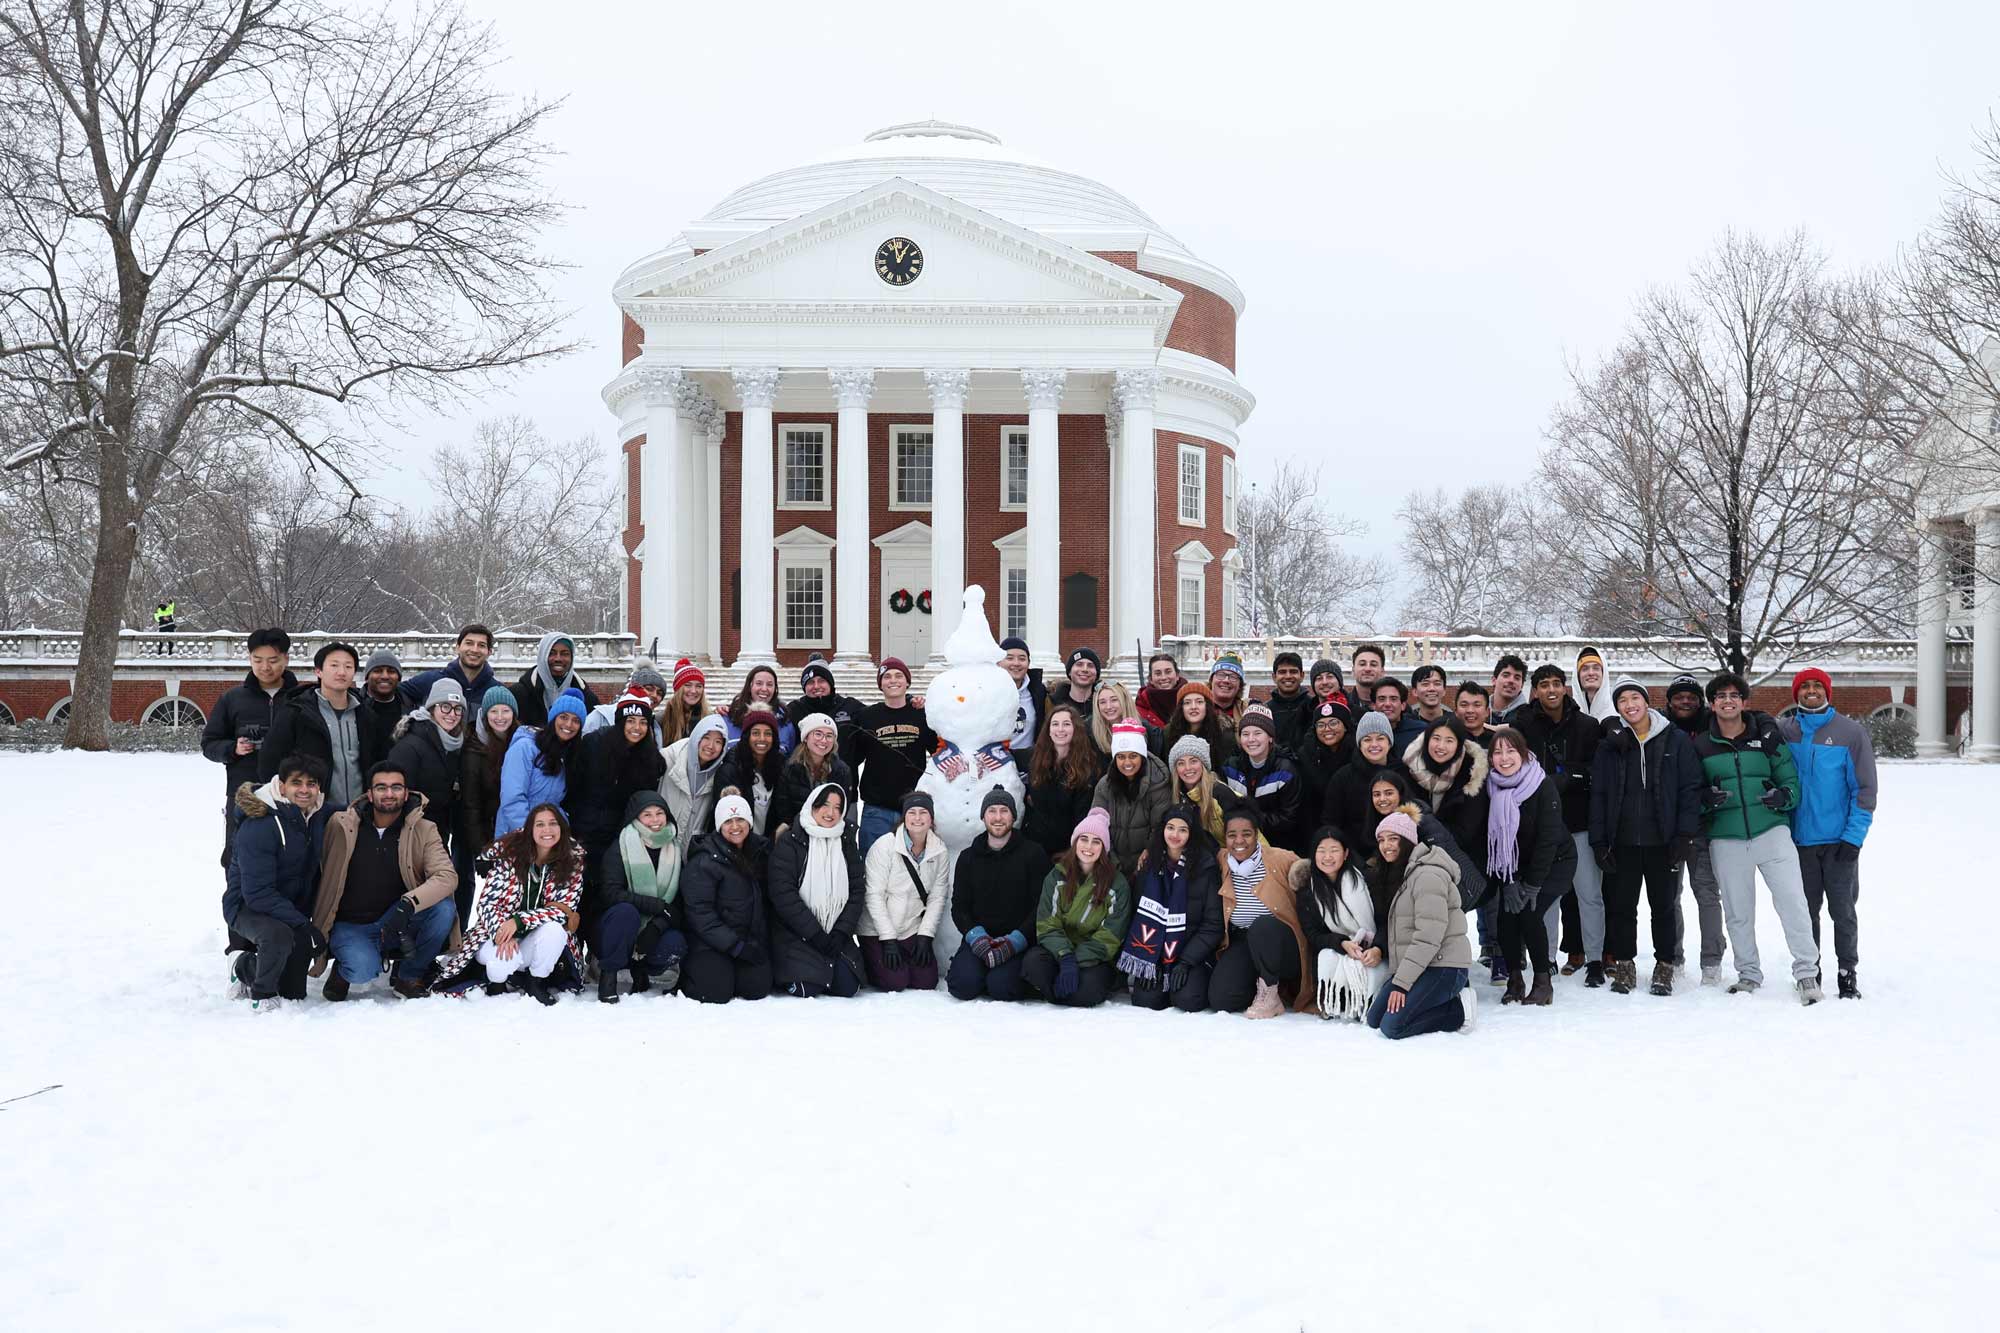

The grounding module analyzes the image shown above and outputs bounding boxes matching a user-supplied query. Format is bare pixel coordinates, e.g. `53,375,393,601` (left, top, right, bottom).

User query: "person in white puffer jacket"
860,791,953,992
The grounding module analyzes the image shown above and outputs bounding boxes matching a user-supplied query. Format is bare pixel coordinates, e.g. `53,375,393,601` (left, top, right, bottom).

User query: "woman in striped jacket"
432,803,585,1005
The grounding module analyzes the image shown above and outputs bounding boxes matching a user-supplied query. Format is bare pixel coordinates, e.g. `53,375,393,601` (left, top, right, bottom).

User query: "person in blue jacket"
1777,668,1877,999
497,687,588,838
222,754,334,1010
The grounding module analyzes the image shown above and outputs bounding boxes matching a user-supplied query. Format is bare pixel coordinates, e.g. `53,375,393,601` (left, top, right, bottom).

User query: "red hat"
878,656,910,685
1791,667,1832,702
740,708,780,737
673,658,704,693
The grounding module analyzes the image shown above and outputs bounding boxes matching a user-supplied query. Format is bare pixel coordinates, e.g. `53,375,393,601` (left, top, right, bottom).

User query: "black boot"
527,975,559,1006
1837,968,1861,999
1584,960,1606,988
484,982,510,997
323,973,349,1002
629,965,651,994
598,968,621,1004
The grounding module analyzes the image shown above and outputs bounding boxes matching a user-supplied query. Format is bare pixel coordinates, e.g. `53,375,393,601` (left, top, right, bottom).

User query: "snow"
4,752,1994,1330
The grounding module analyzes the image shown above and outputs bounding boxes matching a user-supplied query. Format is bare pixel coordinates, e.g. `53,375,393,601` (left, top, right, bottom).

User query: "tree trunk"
63,490,141,751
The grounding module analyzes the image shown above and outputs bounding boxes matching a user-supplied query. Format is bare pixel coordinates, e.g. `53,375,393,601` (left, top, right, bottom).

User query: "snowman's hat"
942,586,1004,666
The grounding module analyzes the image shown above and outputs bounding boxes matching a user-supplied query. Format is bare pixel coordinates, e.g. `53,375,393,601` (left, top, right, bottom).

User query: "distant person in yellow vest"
154,600,177,656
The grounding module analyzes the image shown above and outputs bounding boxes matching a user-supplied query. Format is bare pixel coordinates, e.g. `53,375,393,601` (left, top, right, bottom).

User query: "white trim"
872,519,934,550
999,424,1030,512
994,527,1030,643
888,424,935,512
141,695,207,729
46,694,72,724
773,526,836,651
777,422,832,511
1222,455,1238,537
1177,568,1206,638
1178,441,1206,527
1220,548,1243,638
1174,539,1215,564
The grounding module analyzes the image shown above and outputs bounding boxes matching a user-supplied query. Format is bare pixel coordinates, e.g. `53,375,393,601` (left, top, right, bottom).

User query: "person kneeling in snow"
594,792,686,1003
1021,807,1132,1008
1364,810,1477,1038
767,783,866,998
224,754,334,1012
431,803,584,1005
1295,825,1388,1022
678,791,774,1004
1211,809,1316,1018
946,789,1050,1002
309,760,458,1002
860,791,951,992
1118,804,1225,1013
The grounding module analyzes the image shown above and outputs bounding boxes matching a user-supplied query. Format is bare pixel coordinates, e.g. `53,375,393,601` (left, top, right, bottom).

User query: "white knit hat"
713,792,753,829
1110,719,1147,757
796,712,837,743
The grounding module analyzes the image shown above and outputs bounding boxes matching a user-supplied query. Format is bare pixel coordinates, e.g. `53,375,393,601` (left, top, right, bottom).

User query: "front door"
879,551,932,665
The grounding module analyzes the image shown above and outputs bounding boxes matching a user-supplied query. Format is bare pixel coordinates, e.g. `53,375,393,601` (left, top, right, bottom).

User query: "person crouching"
767,783,866,997
1365,809,1477,1038
595,791,685,1003
432,803,584,1005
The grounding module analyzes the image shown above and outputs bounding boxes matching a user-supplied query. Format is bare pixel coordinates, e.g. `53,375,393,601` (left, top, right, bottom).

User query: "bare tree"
1237,459,1388,635
1395,484,1567,633
0,0,569,747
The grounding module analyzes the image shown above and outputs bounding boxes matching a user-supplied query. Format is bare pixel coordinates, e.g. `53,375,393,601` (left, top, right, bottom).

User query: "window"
1222,456,1238,536
779,424,831,510
1178,443,1205,526
1178,575,1204,637
0,699,14,726
1000,427,1029,511
47,697,72,725
143,697,206,729
1173,541,1213,640
891,427,934,510
773,526,835,649
1004,567,1028,642
782,566,826,647
1221,565,1238,636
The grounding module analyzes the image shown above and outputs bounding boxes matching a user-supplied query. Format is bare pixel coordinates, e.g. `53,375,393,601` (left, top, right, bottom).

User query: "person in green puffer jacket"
1020,807,1132,1009
1688,673,1823,1005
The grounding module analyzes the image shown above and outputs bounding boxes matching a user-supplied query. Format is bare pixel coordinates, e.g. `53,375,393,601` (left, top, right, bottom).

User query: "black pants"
1604,844,1677,964
785,957,861,999
1020,947,1116,1008
681,949,772,1004
1129,961,1210,1012
228,910,312,1000
1498,882,1563,977
1798,843,1861,970
1559,889,1582,956
1209,918,1299,1012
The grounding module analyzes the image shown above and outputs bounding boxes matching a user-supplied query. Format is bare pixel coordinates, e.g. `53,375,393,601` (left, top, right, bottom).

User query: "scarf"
409,708,464,753
1485,754,1545,885
796,782,850,932
685,716,728,805
1226,846,1266,881
617,818,681,906
1117,855,1191,984
1408,746,1466,799
1312,864,1376,945
1140,684,1180,722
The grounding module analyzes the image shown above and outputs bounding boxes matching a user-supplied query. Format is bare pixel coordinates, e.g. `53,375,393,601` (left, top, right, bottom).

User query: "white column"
703,404,724,664
1105,394,1123,668
671,378,707,658
732,367,781,668
1972,507,2000,762
635,361,684,659
924,368,970,660
830,367,876,665
1113,368,1160,677
1916,520,1951,758
1021,368,1066,668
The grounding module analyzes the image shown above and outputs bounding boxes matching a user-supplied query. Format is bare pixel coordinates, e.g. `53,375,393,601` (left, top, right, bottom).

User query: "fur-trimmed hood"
1401,732,1490,799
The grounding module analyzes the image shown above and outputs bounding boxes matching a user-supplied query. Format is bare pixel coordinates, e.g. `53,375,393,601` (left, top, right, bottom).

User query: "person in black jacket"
1222,705,1308,854
223,754,332,1009
678,792,773,1003
199,628,297,867
1588,678,1704,996
1295,824,1391,1021
767,783,868,997
785,655,862,747
1020,704,1102,863
1402,714,1495,980
595,791,686,1003
767,711,856,838
359,648,411,739
1322,712,1405,839
844,657,934,853
1000,636,1049,760
1662,671,1726,983
385,679,467,864
1292,699,1355,822
563,696,668,928
946,788,1051,1001
1116,804,1224,1012
512,631,600,729
1484,727,1577,1006
1517,665,1608,984
258,641,386,813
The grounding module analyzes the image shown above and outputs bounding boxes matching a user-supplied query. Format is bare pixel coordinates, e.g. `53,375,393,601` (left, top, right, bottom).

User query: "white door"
880,551,932,665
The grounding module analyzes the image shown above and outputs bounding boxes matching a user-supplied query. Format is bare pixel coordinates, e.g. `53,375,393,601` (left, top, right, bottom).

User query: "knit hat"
1355,711,1393,742
549,687,589,725
1315,698,1355,728
877,657,911,686
423,680,466,710
795,712,837,744
1209,651,1245,683
1310,658,1343,686
1791,667,1833,702
713,791,753,829
1377,810,1420,846
1168,735,1212,771
1610,676,1649,705
1577,646,1604,669
363,647,402,676
480,685,518,716
739,708,780,737
672,658,704,693
1066,646,1101,673
1175,680,1214,706
628,660,668,691
1110,720,1148,757
1237,704,1277,740
799,656,835,692
1070,806,1113,849
981,787,1018,819
614,694,653,723
899,790,935,818
999,636,1030,655
1665,673,1704,703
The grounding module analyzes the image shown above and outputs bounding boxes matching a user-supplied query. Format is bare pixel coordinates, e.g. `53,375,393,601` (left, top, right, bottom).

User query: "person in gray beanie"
360,647,411,735
386,678,469,857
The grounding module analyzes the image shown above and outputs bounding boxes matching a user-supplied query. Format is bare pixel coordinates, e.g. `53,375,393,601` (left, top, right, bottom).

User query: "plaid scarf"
1117,855,1191,984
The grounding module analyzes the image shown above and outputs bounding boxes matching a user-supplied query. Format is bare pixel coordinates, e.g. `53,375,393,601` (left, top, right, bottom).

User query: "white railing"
0,629,637,671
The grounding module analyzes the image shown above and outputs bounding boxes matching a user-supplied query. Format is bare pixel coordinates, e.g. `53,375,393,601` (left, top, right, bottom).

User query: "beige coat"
307,794,460,971
1380,841,1473,991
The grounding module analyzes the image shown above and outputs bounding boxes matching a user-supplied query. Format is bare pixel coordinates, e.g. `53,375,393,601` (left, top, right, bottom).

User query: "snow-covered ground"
2,753,1993,1330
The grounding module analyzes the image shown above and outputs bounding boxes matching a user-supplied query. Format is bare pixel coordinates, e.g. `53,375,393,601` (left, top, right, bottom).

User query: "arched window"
0,699,15,726
142,697,207,729
1868,702,1915,723
47,697,72,725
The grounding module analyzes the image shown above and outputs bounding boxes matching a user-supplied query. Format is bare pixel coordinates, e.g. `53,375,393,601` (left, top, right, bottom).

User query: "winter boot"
1796,975,1824,1006
484,981,511,998
1649,961,1675,997
248,993,285,1014
1727,977,1760,994
1245,978,1285,1019
1488,956,1510,986
655,957,683,993
323,972,350,1002
1609,961,1633,995
1561,953,1586,976
390,977,428,1000
1527,971,1554,1006
527,975,559,1007
598,969,621,1004
1700,964,1722,987
1584,960,1606,988
1501,972,1526,1004
1837,969,1861,1000
629,964,651,994
1457,984,1478,1032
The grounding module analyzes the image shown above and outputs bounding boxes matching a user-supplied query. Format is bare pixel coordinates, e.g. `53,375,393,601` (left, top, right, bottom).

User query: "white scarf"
797,782,850,932
1327,865,1376,944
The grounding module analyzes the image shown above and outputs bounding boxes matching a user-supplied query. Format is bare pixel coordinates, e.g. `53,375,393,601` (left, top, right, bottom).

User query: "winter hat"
713,791,753,829
1610,676,1648,706
1110,719,1148,757
1355,711,1394,742
549,687,590,726
796,712,837,744
1376,810,1421,847
1175,680,1214,707
739,707,780,737
1665,673,1704,703
623,790,671,824
999,636,1030,656
672,658,704,693
1237,704,1277,740
877,656,911,686
1310,658,1343,687
628,660,669,692
423,680,467,710
1168,734,1212,771
615,694,654,723
480,685,519,716
899,790,935,818
363,647,402,677
981,787,1018,819
1791,667,1833,702
1066,646,1101,674
1209,651,1245,684
799,656,835,692
1070,806,1113,850
1315,698,1355,728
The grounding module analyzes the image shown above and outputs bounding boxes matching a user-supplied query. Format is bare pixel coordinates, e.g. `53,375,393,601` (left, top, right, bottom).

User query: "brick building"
603,120,1252,683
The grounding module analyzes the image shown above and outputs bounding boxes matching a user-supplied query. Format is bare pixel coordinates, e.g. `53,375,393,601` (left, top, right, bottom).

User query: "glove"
909,936,933,967
1668,836,1697,873
1758,782,1789,812
1594,847,1617,875
1701,784,1730,812
1053,953,1079,999
1132,968,1160,992
880,938,904,970
812,930,844,959
305,924,329,959
635,916,668,956
1835,842,1860,863
1166,962,1190,994
730,938,766,966
378,896,418,960
985,936,1018,968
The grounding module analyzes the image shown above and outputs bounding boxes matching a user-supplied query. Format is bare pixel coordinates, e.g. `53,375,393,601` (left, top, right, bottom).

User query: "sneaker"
1458,984,1478,1032
248,994,285,1014
1837,969,1861,1000
1584,961,1606,988
1650,962,1675,997
228,953,255,1000
323,973,350,1002
655,958,682,993
1727,977,1761,994
1796,976,1824,1006
1488,957,1511,986
1245,978,1285,1019
1560,954,1586,976
1700,965,1722,987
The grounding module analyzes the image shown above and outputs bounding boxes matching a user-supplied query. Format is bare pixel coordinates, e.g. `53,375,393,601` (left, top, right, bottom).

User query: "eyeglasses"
1710,691,1743,702
433,703,464,713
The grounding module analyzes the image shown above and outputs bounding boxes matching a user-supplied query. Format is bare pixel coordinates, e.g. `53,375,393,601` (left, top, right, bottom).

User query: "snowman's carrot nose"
955,695,965,703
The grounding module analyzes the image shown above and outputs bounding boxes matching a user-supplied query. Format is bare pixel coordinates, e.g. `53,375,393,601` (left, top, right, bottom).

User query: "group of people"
209,626,1878,1038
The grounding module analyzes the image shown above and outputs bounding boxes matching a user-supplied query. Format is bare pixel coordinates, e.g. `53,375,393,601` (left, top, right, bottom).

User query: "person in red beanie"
660,658,709,745
1777,667,1877,999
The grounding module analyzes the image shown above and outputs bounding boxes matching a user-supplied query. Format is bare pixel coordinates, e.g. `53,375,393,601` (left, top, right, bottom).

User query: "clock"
874,236,924,286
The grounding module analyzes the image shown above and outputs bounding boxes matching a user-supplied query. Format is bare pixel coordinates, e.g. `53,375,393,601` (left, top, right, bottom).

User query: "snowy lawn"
2,753,1994,1330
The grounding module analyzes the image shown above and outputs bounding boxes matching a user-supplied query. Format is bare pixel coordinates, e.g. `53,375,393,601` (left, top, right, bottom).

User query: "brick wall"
1153,430,1239,641
1091,251,1236,372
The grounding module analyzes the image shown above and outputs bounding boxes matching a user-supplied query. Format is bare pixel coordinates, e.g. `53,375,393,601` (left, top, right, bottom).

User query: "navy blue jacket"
222,786,331,928
400,658,499,709
1588,712,1703,852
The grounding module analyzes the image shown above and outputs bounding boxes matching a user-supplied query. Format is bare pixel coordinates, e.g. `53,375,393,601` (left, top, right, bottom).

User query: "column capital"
1021,367,1067,410
1104,410,1122,447
1113,367,1161,409
830,366,876,409
924,367,971,409
731,366,782,409
673,378,706,418
635,360,683,405
698,395,726,441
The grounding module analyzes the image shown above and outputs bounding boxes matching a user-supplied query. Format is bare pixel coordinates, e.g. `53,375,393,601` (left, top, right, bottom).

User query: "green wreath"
917,589,932,615
888,587,915,614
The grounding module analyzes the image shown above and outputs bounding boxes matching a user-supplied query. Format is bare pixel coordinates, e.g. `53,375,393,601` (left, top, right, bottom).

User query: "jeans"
1367,966,1470,1039
328,899,456,984
1797,843,1861,970
1710,827,1820,985
595,902,686,979
945,941,1029,1001
857,805,900,856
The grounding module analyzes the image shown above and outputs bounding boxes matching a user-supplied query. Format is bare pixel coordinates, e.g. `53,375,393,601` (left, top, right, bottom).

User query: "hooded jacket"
1089,754,1173,882
1222,746,1310,855
1401,733,1492,872
1374,840,1474,992
861,822,954,941
680,831,772,963
1778,706,1877,849
1513,698,1600,835
257,682,388,803
660,715,730,839
222,779,331,928
385,714,466,843
1690,710,1801,843
1589,708,1703,852
497,725,572,838
200,670,298,795
511,632,598,729
313,792,459,938
1033,865,1134,966
1321,749,1406,839
400,657,499,710
766,815,867,990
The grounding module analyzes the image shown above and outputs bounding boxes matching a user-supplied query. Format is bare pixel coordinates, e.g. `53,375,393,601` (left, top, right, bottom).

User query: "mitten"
1053,953,1079,999
985,936,1017,968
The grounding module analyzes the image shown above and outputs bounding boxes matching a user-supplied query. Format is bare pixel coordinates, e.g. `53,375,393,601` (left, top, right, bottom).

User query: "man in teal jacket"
1777,668,1877,999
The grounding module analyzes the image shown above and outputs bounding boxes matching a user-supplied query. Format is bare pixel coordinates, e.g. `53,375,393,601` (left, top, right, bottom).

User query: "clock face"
875,236,924,286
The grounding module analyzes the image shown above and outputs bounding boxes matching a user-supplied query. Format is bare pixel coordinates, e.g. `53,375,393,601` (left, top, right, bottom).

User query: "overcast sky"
370,0,2000,563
